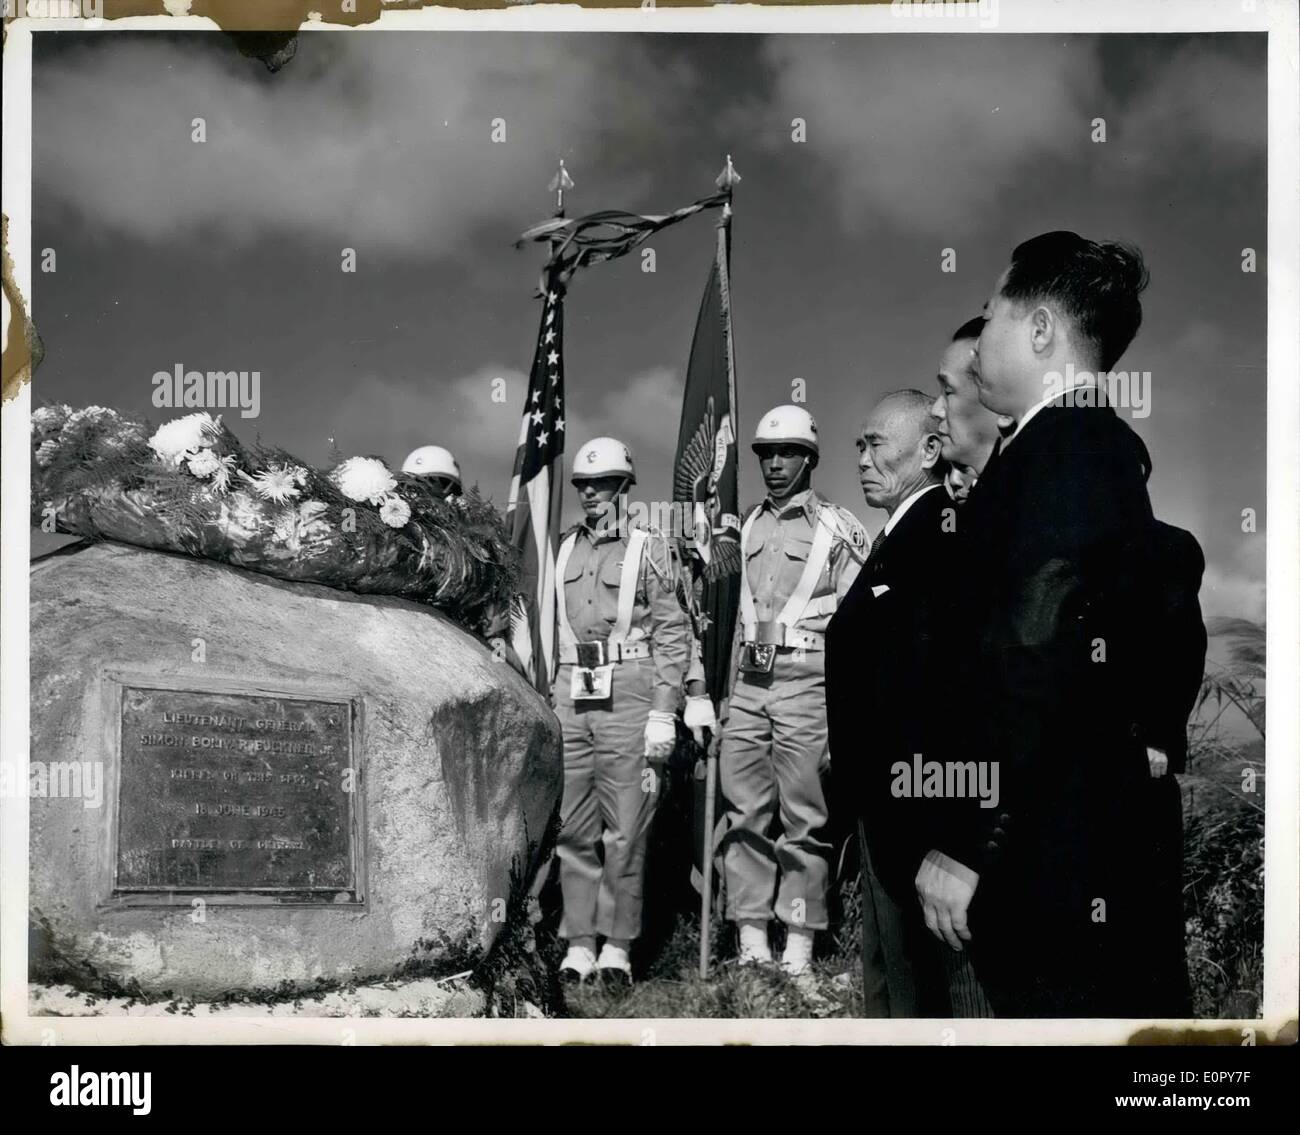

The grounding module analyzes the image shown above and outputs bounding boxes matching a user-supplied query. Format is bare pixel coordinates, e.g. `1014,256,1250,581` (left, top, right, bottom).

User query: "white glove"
683,695,718,748
1147,746,1168,778
644,711,677,760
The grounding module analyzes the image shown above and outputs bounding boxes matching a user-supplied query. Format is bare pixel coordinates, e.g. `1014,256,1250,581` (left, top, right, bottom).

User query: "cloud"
578,365,684,470
33,33,681,258
308,365,526,494
752,36,1102,236
306,362,685,515
1200,535,1265,624
751,35,1264,238
1201,565,1265,624
1120,40,1267,167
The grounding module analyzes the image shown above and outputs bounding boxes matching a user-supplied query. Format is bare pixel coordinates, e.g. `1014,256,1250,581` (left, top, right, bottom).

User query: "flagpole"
523,159,574,917
699,154,741,980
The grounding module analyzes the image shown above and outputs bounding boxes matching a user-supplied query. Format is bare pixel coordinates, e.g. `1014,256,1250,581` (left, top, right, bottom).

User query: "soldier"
718,405,868,975
554,437,692,987
400,445,462,500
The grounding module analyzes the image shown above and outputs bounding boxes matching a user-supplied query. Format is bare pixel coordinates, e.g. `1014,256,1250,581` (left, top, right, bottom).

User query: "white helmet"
401,445,462,488
752,404,820,458
572,437,636,485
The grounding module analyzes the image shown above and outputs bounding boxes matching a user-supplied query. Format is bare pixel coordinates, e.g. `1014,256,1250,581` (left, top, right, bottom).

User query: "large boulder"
28,540,560,1000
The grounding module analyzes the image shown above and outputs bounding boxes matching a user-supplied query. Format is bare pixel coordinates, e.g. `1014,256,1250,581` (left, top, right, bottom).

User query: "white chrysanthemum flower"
272,507,298,545
35,439,60,466
330,456,396,504
273,498,332,552
31,405,70,434
66,405,117,429
244,464,303,504
379,493,411,529
187,449,221,478
147,412,222,465
210,454,239,493
235,499,267,535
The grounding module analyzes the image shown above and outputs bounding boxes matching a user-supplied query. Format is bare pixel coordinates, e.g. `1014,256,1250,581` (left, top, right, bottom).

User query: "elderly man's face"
931,338,1001,470
855,404,930,514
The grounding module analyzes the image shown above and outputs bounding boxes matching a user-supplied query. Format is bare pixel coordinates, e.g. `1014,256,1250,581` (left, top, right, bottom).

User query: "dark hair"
952,316,985,343
1001,231,1149,371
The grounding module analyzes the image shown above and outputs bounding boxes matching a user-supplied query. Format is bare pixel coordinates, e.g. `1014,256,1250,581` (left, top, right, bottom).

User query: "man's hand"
683,695,718,748
915,849,979,951
644,711,677,760
1147,746,1169,778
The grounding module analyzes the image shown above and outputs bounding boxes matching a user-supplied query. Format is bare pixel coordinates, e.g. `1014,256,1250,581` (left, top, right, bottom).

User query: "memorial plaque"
114,686,357,898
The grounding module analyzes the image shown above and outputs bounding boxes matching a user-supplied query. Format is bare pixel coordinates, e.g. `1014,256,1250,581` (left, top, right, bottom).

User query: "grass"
560,914,864,1020
1182,737,1264,1019
1182,617,1266,1019
485,618,1266,1020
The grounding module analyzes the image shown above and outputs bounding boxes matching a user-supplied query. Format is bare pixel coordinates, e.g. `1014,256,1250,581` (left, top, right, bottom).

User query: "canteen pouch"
571,663,614,701
738,643,777,675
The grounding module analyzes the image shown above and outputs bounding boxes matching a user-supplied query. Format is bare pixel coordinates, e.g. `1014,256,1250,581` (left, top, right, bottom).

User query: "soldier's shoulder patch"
638,529,678,586
822,505,868,552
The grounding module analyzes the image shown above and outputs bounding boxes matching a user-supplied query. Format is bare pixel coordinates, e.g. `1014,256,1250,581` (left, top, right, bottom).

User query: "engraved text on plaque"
115,686,357,897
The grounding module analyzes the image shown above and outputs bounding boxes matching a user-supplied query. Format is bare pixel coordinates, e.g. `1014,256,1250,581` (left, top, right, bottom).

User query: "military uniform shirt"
560,524,690,713
742,487,867,634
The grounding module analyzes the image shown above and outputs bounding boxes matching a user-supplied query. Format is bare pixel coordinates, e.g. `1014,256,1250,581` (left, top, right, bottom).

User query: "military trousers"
554,657,660,942
720,649,832,930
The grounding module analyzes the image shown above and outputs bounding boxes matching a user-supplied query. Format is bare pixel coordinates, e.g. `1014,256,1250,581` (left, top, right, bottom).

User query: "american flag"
506,273,567,694
507,180,732,694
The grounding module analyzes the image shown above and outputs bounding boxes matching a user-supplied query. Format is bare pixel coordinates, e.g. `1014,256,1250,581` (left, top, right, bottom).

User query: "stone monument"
29,540,561,1001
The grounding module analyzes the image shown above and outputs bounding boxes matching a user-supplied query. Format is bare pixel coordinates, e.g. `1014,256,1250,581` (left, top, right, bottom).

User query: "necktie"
866,527,887,564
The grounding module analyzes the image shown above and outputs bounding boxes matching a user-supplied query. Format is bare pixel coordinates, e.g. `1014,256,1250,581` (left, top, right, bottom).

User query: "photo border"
2,0,1296,1046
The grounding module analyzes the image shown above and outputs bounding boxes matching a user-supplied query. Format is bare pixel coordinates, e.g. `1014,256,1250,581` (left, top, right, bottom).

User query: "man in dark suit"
931,316,1012,495
922,317,1011,1017
826,390,952,1016
915,230,1187,1017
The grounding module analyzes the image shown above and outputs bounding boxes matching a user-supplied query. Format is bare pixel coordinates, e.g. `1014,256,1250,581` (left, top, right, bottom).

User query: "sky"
30,29,1266,624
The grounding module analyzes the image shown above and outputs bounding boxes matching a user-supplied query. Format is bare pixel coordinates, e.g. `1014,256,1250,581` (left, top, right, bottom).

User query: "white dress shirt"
883,481,943,537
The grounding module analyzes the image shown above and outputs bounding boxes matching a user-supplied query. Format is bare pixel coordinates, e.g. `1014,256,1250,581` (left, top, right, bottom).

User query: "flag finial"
548,159,575,215
715,154,741,191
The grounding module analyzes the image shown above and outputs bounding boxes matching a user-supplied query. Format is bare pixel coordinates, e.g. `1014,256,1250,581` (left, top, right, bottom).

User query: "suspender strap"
554,531,579,648
555,528,650,650
778,508,835,627
738,508,760,640
738,505,836,641
610,528,650,645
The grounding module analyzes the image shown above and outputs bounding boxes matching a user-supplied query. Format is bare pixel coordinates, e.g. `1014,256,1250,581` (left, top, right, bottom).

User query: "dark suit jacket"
826,482,954,905
826,482,955,1017
938,399,1190,1017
